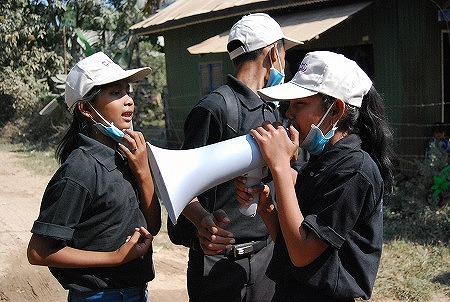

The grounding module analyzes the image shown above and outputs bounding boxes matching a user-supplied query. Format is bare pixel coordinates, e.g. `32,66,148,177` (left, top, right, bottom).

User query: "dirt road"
2,146,449,302
0,148,188,301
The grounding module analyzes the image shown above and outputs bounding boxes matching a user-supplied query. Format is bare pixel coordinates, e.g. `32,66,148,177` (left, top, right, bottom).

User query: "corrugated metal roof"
187,2,372,55
131,0,268,32
130,0,335,35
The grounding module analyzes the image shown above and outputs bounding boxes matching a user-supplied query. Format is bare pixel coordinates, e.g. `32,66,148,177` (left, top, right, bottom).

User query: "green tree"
0,0,66,146
0,0,166,149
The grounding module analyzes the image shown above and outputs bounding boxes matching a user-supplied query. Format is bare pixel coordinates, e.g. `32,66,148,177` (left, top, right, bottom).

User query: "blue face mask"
266,47,285,87
300,103,337,155
88,104,126,142
93,122,125,142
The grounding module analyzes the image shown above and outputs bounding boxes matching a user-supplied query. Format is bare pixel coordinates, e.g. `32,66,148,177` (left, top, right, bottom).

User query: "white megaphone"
147,134,266,224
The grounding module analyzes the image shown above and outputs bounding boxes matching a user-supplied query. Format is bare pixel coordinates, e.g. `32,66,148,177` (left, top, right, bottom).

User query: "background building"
131,0,450,176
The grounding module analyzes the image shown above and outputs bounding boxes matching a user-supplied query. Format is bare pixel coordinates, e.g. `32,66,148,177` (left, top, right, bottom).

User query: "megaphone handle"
239,168,265,217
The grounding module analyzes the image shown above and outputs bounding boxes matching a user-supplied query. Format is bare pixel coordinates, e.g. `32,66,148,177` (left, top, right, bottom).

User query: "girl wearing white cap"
237,51,394,301
27,52,161,301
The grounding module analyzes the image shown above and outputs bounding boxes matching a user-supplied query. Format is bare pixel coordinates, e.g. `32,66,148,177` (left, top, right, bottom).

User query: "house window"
199,62,223,97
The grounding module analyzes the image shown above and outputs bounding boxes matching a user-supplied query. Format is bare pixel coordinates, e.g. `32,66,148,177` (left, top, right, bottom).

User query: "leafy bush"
0,1,166,150
386,159,450,245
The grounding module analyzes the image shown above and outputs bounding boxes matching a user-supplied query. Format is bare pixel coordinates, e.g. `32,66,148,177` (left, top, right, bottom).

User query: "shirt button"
310,171,314,177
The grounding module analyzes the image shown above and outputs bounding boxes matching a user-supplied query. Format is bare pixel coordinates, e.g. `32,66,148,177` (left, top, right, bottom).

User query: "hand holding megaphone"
236,123,296,216
238,167,268,217
147,122,295,224
250,123,298,168
147,134,266,224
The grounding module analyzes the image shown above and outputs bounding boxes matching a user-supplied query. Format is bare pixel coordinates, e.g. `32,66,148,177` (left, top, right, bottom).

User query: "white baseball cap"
65,52,151,113
227,13,302,60
258,51,372,107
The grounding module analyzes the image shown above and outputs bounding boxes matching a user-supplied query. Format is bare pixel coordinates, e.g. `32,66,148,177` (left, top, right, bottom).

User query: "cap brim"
98,67,152,86
258,82,316,101
284,37,303,51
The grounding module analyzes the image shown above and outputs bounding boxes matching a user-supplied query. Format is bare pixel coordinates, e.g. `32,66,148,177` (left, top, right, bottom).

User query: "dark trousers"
68,286,147,302
272,281,355,302
187,240,275,302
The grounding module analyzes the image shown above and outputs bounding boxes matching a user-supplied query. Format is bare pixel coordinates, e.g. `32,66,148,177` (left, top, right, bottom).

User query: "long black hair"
55,88,101,164
55,107,91,164
338,86,395,191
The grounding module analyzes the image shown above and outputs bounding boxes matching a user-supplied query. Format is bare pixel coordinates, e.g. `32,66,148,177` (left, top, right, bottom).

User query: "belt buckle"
231,241,254,258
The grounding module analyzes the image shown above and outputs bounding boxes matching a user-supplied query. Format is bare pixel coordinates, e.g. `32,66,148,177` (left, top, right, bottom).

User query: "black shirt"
31,134,154,291
182,74,278,239
268,134,383,301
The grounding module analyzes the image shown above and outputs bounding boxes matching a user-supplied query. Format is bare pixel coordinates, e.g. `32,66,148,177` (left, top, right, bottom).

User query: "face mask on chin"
88,104,127,142
300,102,338,155
266,46,285,87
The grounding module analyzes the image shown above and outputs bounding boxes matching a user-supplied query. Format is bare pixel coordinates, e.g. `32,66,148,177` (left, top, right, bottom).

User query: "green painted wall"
293,0,443,172
374,0,441,172
163,18,237,147
160,0,445,173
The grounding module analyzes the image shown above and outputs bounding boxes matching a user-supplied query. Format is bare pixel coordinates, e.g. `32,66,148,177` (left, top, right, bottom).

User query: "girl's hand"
250,122,299,170
115,227,153,265
235,175,263,207
119,130,150,179
236,177,275,218
257,184,276,216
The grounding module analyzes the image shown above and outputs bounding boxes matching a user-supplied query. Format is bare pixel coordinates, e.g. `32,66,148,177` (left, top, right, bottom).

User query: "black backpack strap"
212,85,241,138
167,86,242,248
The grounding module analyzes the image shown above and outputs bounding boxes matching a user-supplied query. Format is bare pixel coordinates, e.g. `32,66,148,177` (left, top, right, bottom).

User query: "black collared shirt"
268,134,383,301
182,74,278,239
31,134,154,291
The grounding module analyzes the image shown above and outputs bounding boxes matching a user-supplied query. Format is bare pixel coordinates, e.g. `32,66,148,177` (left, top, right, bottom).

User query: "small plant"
386,159,449,244
431,164,450,205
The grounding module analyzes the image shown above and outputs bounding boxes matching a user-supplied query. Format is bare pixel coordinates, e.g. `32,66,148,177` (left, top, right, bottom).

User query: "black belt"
191,237,270,259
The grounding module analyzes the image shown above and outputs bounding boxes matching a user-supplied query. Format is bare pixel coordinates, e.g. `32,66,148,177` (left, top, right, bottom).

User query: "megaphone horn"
147,134,265,224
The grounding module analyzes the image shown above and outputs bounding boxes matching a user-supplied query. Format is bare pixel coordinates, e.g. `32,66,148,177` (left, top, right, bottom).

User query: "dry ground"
0,147,448,302
0,148,188,302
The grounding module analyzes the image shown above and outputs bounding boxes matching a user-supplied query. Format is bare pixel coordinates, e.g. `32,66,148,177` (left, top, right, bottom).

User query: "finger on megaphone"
235,176,253,202
260,184,271,199
235,176,260,194
272,121,283,128
236,186,254,207
235,175,247,186
257,193,276,216
289,124,299,146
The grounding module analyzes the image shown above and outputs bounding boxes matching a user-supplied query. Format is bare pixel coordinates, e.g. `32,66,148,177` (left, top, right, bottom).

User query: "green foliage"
132,40,167,131
0,1,65,73
0,0,65,140
75,28,96,56
386,159,450,245
431,164,450,202
0,0,166,150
